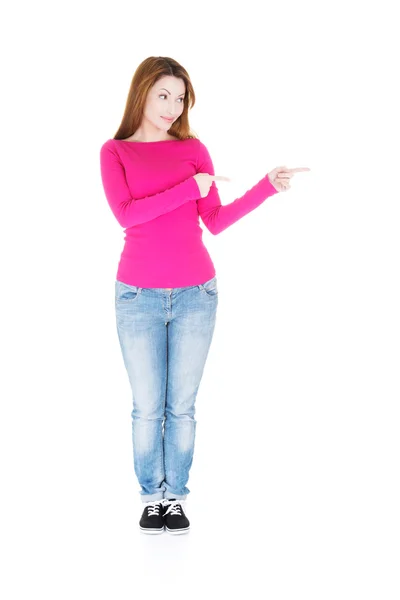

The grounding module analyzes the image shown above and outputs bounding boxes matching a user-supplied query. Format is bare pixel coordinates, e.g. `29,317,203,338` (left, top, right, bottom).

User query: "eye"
159,94,184,102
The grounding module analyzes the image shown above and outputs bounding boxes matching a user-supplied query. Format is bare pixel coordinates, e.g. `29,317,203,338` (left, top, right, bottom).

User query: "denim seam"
162,323,168,480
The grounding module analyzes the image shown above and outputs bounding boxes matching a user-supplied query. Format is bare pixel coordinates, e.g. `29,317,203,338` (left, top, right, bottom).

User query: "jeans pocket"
199,276,218,297
115,280,142,303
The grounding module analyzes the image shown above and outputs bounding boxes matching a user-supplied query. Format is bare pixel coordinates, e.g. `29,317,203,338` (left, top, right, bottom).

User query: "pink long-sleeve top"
99,137,279,287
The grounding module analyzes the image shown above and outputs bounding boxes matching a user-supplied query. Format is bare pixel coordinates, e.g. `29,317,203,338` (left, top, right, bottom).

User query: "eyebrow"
159,88,185,97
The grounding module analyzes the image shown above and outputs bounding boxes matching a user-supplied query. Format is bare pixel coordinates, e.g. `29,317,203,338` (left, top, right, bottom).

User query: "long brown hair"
113,56,198,141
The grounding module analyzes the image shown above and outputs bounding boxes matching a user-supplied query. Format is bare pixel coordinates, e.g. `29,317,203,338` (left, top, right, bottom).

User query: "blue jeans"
115,276,218,503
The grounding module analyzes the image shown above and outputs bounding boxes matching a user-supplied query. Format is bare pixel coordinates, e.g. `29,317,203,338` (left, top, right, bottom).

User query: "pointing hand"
193,173,231,198
267,166,311,192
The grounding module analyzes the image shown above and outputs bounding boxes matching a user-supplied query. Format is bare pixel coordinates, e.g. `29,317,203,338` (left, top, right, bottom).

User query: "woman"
99,56,309,536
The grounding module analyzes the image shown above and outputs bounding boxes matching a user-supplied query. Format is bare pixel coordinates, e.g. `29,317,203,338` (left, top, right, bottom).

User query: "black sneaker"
162,499,190,535
139,501,165,534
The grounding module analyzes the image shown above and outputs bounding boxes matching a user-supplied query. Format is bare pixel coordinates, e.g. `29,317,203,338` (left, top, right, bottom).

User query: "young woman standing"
100,55,310,535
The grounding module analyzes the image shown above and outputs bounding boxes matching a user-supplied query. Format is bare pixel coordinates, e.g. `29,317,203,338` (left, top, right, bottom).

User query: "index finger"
284,167,311,173
211,175,231,181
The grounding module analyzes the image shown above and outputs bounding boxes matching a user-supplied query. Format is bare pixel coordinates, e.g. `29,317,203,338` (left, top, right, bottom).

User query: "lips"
161,116,174,122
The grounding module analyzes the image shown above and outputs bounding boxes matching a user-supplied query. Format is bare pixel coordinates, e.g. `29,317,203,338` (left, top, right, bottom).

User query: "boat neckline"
114,138,186,144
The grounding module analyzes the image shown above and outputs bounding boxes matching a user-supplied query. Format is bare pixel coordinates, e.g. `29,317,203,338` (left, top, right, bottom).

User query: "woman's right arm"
99,142,200,228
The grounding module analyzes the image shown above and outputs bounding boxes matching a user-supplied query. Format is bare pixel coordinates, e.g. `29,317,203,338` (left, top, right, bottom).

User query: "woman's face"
143,75,186,131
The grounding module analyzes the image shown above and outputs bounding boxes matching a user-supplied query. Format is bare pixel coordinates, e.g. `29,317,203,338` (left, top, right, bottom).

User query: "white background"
1,0,399,598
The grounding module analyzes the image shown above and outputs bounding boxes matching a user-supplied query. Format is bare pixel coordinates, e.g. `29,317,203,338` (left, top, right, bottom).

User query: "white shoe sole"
165,526,190,535
139,526,165,534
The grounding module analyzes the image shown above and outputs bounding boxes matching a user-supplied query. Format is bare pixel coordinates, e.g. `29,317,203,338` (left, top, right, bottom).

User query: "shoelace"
143,500,163,516
163,499,185,516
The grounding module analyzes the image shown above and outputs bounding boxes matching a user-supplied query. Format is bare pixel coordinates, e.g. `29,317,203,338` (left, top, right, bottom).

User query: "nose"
167,102,178,117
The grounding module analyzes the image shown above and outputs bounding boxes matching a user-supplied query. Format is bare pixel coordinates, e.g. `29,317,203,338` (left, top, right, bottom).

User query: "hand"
193,173,231,198
267,166,311,192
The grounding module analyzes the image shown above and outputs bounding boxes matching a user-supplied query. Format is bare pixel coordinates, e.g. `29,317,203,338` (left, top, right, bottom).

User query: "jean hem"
164,493,188,501
140,492,165,503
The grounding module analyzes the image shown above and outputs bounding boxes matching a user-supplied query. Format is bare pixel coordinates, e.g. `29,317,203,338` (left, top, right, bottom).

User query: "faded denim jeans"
115,276,218,503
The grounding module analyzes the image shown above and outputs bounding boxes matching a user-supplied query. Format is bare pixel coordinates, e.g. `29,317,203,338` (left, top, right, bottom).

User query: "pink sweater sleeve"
196,141,280,235
100,142,200,228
